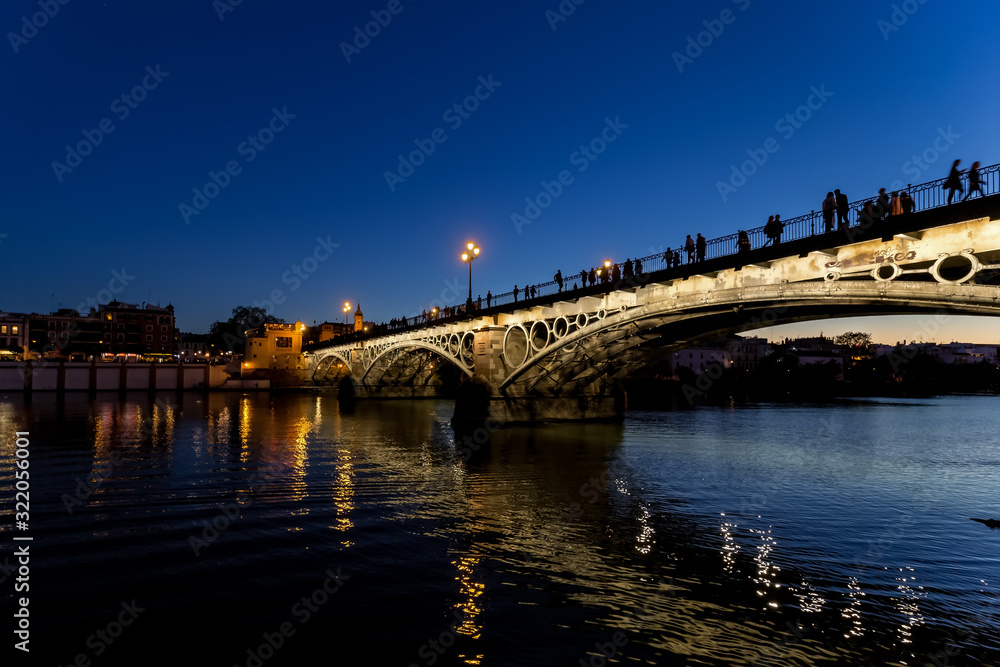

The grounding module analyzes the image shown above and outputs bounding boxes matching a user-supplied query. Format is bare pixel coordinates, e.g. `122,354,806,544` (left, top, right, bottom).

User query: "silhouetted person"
763,215,775,243
531,285,537,299
554,269,564,292
835,189,849,229
685,235,695,263
623,258,634,279
964,161,984,200
662,251,672,268
673,250,681,267
612,262,621,282
822,191,836,232
580,269,587,288
696,233,706,260
588,268,597,286
773,215,783,244
513,285,519,302
901,191,915,214
486,290,492,308
634,257,643,275
860,201,875,226
876,188,889,220
890,191,902,217
945,159,964,204
737,230,750,253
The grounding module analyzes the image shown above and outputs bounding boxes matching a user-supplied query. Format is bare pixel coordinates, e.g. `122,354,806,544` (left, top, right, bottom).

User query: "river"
0,392,997,665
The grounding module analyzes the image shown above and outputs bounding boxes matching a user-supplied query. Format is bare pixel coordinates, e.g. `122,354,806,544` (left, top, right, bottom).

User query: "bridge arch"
498,280,1000,396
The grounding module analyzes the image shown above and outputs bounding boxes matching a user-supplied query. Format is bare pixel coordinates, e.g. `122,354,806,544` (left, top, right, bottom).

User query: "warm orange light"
604,259,611,268
462,252,469,261
467,241,474,250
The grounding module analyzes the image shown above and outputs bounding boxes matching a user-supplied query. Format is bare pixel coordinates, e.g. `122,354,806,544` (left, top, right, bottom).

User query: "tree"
835,331,873,353
209,305,282,354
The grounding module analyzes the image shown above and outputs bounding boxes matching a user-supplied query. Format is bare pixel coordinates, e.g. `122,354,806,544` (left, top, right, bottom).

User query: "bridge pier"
489,394,624,424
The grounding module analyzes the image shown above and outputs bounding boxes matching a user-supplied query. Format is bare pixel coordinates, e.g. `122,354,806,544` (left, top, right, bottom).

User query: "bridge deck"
305,193,1000,353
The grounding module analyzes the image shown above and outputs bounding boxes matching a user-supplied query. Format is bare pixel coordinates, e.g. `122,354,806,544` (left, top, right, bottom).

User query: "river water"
1,392,998,666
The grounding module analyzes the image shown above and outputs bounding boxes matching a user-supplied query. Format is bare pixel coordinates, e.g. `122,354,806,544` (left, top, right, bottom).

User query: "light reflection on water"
0,392,997,666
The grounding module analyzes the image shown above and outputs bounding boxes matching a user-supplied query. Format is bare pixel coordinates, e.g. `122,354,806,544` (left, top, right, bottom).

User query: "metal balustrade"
310,162,1000,347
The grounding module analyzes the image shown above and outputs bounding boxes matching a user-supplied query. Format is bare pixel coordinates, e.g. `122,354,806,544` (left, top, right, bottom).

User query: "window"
146,325,152,331
161,336,167,342
0,325,6,334
275,336,292,348
161,326,167,332
11,326,17,335
146,335,152,341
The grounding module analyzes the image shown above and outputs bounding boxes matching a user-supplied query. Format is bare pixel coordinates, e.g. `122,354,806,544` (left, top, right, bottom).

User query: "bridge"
305,168,1000,424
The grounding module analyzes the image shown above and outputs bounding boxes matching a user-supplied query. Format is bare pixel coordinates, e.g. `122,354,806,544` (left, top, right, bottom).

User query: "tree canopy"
209,306,282,354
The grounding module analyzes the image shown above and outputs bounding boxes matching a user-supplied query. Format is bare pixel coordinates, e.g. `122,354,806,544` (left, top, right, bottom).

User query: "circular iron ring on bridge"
448,333,461,357
823,270,841,282
460,332,475,369
930,252,980,284
553,316,571,339
871,263,903,282
502,324,530,369
529,320,551,351
596,308,607,320
575,313,589,329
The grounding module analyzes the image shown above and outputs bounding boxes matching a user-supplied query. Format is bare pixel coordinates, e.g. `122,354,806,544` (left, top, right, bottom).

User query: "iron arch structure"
305,209,1000,421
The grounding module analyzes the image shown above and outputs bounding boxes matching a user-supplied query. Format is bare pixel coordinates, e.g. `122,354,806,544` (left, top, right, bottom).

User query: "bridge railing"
309,162,1000,348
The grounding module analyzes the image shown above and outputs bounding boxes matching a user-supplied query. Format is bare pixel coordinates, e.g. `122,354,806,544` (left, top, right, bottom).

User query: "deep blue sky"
3,0,1000,342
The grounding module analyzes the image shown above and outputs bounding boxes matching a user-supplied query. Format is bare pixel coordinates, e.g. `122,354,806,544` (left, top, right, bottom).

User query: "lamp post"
343,302,350,325
461,241,480,311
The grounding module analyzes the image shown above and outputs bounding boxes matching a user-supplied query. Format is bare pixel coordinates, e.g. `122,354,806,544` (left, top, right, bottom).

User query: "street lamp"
343,302,351,325
461,241,480,311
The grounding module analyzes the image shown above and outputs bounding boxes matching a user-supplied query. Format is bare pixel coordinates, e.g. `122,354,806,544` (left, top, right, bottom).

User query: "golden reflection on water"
452,554,485,642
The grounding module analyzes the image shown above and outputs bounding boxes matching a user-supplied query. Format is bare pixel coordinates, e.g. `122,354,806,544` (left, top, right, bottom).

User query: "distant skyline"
3,1,1000,343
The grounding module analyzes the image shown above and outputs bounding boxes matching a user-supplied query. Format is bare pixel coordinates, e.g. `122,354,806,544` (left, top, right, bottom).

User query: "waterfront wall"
0,362,229,392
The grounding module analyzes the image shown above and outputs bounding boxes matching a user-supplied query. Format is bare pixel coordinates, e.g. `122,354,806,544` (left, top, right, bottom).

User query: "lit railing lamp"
461,241,480,310
343,302,351,325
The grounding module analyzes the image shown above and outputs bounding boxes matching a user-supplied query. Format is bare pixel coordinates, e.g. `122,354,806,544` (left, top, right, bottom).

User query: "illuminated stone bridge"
305,196,1000,423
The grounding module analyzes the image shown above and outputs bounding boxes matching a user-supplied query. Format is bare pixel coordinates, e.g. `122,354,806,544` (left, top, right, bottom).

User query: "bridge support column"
489,393,624,424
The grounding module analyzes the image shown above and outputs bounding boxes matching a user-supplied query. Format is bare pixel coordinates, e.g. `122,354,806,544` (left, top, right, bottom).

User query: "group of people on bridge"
322,159,991,344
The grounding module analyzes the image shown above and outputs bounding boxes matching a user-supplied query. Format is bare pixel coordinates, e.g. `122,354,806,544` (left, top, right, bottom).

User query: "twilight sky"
2,0,1000,343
